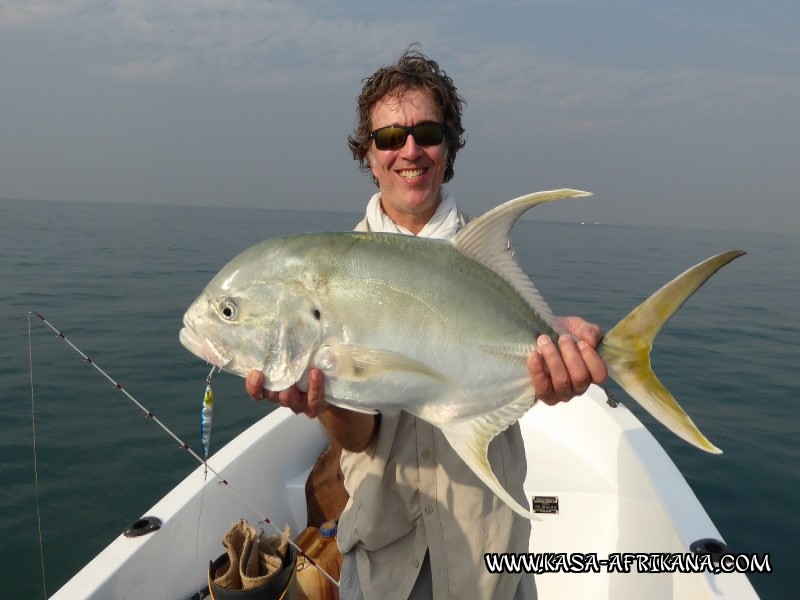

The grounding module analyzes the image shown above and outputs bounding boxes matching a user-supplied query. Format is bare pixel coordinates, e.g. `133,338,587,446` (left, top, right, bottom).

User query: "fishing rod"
28,310,339,589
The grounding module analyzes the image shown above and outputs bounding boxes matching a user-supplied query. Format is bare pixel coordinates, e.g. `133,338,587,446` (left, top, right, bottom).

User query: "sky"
1,0,798,233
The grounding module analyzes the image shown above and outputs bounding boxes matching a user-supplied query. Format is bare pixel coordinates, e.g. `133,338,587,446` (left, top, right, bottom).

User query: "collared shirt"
335,212,531,600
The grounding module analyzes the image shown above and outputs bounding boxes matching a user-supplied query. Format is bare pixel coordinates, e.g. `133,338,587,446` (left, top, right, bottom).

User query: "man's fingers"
558,335,591,396
532,334,602,404
535,335,571,404
306,369,327,418
247,370,266,400
247,369,328,419
527,349,554,401
276,387,301,412
562,316,602,347
578,340,608,385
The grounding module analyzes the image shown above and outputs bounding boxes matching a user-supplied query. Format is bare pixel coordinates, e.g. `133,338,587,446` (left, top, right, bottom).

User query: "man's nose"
398,133,424,158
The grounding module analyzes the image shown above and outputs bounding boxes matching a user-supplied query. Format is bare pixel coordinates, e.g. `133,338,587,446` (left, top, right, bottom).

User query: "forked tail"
598,250,746,453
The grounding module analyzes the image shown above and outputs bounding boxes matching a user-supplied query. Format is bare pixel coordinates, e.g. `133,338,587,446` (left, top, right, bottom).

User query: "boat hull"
51,387,759,599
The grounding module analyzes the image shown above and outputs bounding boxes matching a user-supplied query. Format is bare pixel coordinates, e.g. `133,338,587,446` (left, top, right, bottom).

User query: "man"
247,49,607,599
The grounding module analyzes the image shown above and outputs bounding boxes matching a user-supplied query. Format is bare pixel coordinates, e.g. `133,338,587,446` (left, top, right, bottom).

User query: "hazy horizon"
2,1,798,234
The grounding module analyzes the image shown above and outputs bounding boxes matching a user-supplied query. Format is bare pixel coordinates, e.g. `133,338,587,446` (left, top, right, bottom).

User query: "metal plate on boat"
532,496,559,514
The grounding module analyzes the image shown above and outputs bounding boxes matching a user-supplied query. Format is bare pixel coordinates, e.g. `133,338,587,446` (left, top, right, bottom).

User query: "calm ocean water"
1,198,797,599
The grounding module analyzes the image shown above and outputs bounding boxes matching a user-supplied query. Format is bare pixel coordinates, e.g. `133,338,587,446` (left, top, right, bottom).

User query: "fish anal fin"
442,402,539,521
324,397,379,415
317,344,452,383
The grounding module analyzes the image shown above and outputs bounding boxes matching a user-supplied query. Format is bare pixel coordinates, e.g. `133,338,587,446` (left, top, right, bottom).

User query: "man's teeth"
399,168,426,178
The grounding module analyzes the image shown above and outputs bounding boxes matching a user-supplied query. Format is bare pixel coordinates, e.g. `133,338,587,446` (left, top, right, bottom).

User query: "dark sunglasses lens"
413,123,444,146
374,124,444,150
375,127,407,150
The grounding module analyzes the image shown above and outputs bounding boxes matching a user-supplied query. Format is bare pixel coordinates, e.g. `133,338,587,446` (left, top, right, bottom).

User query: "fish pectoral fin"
442,403,539,521
314,344,466,416
318,344,456,385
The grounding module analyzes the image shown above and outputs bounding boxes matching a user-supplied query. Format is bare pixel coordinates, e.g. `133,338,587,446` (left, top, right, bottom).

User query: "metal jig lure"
200,366,215,476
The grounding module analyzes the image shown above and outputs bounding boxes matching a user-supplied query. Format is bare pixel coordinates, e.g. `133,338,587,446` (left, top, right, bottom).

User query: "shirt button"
421,449,431,459
412,559,420,569
425,504,434,515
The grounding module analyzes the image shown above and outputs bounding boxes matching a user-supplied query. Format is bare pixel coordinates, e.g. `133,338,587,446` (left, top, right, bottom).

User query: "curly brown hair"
348,47,466,184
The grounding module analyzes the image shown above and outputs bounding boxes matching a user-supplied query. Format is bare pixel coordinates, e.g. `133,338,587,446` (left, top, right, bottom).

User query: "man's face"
368,88,448,234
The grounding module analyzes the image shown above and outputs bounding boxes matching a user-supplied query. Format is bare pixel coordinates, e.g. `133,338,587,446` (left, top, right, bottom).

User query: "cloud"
2,0,437,87
88,52,185,82
450,42,800,137
0,0,92,26
5,1,799,134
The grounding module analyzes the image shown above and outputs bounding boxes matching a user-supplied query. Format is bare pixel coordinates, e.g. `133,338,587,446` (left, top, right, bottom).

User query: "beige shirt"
336,215,531,600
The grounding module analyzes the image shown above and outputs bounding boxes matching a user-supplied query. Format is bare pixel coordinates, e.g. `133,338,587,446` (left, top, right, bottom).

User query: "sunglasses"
369,122,446,151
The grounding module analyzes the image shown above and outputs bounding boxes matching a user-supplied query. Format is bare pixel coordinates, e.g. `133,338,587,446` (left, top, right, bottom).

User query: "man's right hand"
246,368,328,418
246,368,378,452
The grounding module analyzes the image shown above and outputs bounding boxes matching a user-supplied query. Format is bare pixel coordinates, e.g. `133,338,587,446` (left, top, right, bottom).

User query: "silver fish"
180,189,744,519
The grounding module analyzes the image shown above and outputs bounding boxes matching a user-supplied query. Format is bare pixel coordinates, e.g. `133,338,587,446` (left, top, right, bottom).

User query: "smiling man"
247,48,607,600
363,89,451,233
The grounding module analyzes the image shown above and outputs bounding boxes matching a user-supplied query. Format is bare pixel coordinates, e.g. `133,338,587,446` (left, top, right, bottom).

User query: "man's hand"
246,368,378,451
528,316,607,405
246,368,328,418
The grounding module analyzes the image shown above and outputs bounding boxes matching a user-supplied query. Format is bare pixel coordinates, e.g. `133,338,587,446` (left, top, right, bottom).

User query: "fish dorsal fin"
452,189,592,333
441,399,539,520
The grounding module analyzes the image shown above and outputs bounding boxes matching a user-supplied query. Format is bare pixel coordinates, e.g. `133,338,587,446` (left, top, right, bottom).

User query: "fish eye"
219,300,238,321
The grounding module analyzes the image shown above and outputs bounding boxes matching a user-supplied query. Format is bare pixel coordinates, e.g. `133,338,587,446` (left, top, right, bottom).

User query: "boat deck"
51,386,759,599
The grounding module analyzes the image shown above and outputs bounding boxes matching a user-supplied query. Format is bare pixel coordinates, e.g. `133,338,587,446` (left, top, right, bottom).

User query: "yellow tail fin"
598,250,746,453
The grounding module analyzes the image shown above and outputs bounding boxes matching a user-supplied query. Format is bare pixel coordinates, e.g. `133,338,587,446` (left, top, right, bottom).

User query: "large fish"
180,189,744,519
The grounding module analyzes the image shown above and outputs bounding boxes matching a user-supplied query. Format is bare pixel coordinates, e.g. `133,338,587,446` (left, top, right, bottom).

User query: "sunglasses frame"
369,122,447,151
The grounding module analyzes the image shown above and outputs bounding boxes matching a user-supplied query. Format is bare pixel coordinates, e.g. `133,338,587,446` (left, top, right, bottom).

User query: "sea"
0,197,797,599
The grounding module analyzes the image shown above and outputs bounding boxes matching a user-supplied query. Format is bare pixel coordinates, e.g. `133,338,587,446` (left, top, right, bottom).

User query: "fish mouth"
179,322,233,369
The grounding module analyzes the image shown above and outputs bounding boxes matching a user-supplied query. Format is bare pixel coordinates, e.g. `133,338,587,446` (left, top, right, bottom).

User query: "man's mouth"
398,168,427,179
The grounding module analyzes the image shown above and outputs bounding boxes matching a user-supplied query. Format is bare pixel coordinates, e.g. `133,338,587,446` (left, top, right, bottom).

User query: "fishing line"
196,365,216,591
28,310,339,590
27,312,48,600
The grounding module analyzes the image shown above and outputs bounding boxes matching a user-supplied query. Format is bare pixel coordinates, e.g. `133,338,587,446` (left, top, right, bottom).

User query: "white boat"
51,386,759,599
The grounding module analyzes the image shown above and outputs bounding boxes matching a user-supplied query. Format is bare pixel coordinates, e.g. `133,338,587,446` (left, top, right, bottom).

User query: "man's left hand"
528,316,607,405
